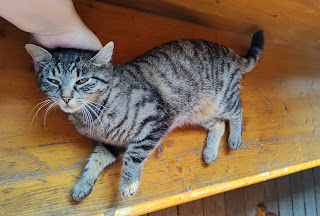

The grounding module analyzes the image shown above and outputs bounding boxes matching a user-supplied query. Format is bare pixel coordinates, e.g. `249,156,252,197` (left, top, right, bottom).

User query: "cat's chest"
68,113,128,146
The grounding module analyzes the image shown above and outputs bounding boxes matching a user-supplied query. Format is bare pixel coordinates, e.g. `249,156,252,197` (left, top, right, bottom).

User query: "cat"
25,30,264,200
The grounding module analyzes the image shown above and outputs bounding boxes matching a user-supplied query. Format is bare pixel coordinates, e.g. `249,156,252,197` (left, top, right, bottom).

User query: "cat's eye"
76,78,89,85
47,79,59,85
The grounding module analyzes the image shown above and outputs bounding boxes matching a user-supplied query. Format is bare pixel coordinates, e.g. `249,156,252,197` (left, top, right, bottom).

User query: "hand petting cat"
1,0,265,201
26,31,264,200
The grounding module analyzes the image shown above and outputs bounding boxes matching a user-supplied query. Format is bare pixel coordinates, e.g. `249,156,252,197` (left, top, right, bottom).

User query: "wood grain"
178,199,204,216
1,0,320,215
225,188,245,216
257,205,278,216
244,183,263,216
203,193,226,216
276,176,293,216
149,206,178,216
290,172,306,216
313,167,320,216
257,206,266,216
261,180,279,215
100,0,320,49
302,169,317,216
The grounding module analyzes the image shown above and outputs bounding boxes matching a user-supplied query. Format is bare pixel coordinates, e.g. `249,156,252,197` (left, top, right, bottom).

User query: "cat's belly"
190,98,220,121
170,97,221,129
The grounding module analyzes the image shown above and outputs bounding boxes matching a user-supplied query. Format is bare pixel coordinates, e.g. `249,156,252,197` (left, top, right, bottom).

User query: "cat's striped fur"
25,30,264,200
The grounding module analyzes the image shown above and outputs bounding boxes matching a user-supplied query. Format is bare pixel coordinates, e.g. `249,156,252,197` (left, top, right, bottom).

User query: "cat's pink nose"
62,97,72,104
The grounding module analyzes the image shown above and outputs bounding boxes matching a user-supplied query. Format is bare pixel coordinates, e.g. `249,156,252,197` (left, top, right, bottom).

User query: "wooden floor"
149,167,320,216
101,0,320,50
1,0,320,215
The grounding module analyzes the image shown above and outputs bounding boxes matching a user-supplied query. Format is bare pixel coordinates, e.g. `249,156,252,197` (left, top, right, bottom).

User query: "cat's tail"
238,30,264,74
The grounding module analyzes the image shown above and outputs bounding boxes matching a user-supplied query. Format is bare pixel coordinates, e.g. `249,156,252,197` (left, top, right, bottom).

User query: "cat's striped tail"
238,30,264,74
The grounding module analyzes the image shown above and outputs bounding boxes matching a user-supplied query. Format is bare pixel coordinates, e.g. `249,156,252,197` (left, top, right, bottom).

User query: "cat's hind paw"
73,179,94,201
120,180,139,198
228,134,242,150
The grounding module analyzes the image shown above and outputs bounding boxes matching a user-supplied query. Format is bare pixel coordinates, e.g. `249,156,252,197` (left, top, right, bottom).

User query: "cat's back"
125,39,240,85
121,39,241,114
147,39,237,64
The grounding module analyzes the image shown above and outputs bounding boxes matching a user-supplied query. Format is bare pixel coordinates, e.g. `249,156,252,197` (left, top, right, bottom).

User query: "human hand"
0,0,102,50
30,24,102,51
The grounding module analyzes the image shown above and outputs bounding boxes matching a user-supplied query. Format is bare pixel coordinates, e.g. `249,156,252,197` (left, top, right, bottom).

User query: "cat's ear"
90,41,114,66
25,44,52,65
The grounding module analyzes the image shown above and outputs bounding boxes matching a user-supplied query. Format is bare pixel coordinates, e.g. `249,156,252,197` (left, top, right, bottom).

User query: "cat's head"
25,42,114,113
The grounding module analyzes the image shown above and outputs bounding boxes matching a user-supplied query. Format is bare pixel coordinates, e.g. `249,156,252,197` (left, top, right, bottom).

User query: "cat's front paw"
120,180,140,198
228,134,242,150
73,179,94,201
203,146,218,164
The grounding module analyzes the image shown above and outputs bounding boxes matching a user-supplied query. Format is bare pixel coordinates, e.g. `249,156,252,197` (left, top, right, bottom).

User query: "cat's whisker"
80,106,86,121
87,101,111,124
81,105,90,130
86,107,94,137
30,100,53,126
79,106,89,133
89,104,106,134
85,107,94,136
87,100,109,111
29,99,52,119
81,106,89,134
43,103,57,127
82,105,93,137
86,101,109,124
38,97,55,101
85,104,105,136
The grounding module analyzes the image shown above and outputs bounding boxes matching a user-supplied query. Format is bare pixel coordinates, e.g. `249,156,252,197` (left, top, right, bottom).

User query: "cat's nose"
62,97,72,104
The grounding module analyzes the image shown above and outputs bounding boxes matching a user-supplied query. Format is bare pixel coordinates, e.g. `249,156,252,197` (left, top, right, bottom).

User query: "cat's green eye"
48,78,59,85
76,78,89,85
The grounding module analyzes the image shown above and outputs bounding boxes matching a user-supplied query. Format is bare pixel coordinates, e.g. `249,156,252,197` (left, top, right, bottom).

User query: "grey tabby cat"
25,30,264,200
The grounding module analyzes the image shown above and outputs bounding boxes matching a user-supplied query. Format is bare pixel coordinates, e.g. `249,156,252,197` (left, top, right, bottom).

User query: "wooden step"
100,0,320,49
1,0,320,215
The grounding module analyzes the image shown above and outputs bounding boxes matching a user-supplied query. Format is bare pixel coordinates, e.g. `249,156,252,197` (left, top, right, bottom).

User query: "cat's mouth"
60,105,81,113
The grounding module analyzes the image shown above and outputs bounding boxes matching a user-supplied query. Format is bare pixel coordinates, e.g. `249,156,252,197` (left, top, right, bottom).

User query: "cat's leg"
120,130,167,197
73,142,124,201
228,103,243,150
201,119,225,164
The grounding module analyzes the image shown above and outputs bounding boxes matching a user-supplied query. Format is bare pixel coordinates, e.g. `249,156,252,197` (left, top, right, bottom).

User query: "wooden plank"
0,0,320,215
313,167,320,216
178,199,204,216
257,205,278,216
276,176,293,216
225,188,245,216
290,172,306,216
244,183,263,216
203,193,226,216
302,169,317,216
261,179,279,215
149,206,178,216
100,0,320,49
257,206,266,216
